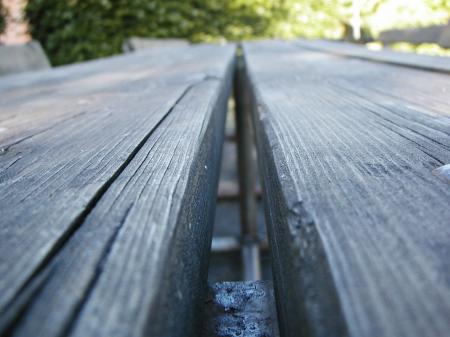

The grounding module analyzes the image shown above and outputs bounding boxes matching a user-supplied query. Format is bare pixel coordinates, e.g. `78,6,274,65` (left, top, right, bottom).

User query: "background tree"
0,2,6,35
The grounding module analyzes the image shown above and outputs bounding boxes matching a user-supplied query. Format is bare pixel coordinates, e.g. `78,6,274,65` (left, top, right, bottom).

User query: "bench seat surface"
0,44,235,337
242,40,450,337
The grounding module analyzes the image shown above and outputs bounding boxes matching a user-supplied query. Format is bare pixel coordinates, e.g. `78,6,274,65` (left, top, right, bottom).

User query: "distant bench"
241,41,450,337
0,41,50,76
378,22,450,49
122,37,189,53
0,44,234,337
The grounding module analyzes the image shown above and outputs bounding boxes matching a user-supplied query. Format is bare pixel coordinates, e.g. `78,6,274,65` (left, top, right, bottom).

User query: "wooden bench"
2,39,450,337
0,44,235,337
241,40,450,337
297,39,450,73
0,41,51,76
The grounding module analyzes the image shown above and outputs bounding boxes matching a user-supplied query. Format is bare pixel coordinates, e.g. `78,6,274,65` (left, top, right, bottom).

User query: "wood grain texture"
296,39,450,74
242,40,450,337
0,45,205,148
0,44,235,337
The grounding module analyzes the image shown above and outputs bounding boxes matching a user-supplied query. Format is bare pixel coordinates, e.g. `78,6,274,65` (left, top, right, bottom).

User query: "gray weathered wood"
296,39,450,73
0,44,235,337
242,40,450,337
0,46,220,147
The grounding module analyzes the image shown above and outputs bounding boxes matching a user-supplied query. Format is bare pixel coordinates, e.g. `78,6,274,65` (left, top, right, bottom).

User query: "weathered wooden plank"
0,44,235,337
296,39,450,73
0,45,201,147
5,75,232,337
242,41,450,337
294,42,450,121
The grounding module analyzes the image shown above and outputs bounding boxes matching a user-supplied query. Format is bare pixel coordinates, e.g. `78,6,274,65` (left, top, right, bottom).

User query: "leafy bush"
27,0,450,65
26,0,292,65
26,0,354,65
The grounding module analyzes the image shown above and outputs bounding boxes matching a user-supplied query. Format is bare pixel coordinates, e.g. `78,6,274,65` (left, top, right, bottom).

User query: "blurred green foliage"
25,0,450,65
0,2,6,34
26,0,289,65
